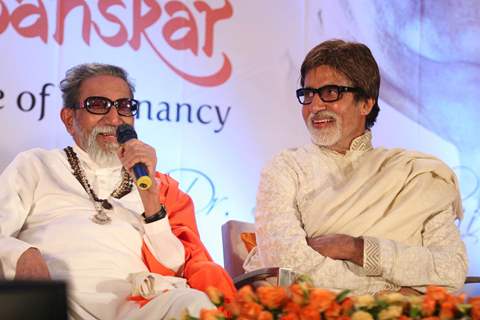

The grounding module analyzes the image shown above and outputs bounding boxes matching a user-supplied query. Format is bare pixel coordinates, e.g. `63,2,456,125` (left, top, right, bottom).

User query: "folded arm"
307,234,364,266
359,207,467,292
254,158,372,292
306,207,467,292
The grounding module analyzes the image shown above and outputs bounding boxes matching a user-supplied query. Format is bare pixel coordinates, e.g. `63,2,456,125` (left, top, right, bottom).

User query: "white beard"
76,123,121,168
307,110,342,147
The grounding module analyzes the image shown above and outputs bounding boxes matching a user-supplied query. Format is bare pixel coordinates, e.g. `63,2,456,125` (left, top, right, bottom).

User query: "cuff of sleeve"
142,217,185,272
142,215,171,234
0,237,35,279
362,236,382,276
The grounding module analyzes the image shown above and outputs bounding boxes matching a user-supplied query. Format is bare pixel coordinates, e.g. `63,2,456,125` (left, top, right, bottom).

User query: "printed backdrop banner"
0,0,478,293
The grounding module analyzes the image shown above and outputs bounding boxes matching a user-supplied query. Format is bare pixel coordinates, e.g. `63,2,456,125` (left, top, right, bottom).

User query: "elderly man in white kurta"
244,40,467,295
0,63,219,319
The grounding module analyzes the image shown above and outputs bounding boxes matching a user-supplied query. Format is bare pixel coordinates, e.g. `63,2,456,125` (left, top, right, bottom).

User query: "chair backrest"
221,220,255,278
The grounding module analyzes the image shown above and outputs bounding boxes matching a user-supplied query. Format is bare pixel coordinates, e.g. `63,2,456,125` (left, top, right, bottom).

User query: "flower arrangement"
187,276,480,320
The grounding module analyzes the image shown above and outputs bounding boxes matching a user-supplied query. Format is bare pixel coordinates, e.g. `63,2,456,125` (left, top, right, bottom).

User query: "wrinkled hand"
117,139,161,216
307,234,364,266
117,139,157,183
15,248,51,280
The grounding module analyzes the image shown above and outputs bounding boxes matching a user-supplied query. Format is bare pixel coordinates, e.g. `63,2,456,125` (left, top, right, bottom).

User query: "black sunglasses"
296,85,363,105
74,96,139,117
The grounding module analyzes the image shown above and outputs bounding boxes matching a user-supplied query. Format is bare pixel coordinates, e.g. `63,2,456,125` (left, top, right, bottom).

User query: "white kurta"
0,145,212,319
245,132,467,295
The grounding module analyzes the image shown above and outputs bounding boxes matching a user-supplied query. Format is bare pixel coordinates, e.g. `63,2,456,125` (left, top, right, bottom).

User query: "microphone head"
116,124,137,144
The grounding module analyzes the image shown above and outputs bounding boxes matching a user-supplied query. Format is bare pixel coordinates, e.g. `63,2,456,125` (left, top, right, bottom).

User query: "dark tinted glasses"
76,96,139,116
296,85,363,105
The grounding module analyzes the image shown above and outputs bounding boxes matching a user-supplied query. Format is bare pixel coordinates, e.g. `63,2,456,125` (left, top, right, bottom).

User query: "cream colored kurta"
245,132,467,294
0,145,213,319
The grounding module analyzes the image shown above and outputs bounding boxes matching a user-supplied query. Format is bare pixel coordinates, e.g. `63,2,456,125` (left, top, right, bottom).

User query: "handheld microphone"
116,124,153,190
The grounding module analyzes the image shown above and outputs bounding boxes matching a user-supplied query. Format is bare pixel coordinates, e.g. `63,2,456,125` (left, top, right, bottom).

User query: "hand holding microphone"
116,124,153,190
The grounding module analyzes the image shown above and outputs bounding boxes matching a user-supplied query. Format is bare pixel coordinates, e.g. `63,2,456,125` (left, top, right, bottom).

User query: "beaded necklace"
64,146,133,224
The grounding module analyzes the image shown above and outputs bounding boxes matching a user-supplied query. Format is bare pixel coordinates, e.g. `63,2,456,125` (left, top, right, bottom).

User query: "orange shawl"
136,172,236,305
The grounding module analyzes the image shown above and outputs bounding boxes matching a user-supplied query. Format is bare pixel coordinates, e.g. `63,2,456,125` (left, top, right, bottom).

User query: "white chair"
221,220,296,288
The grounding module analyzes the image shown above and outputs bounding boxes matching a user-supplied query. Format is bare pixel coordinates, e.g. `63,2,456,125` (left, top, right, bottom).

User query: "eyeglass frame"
73,96,139,117
296,85,364,105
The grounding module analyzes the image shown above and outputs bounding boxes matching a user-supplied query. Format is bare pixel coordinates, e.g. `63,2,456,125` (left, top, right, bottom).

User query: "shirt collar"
348,130,373,153
314,130,373,158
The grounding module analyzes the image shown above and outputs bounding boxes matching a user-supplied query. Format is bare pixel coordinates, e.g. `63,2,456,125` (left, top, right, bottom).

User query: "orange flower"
308,288,336,311
471,299,480,320
341,297,354,316
300,306,321,320
470,297,480,306
280,313,301,320
258,310,274,320
237,285,257,304
284,301,302,315
422,296,437,317
439,301,454,320
200,308,226,320
426,286,448,303
206,286,225,306
196,284,479,320
224,301,241,318
257,286,288,310
218,306,233,319
473,307,480,320
443,291,465,306
455,293,466,304
325,302,342,320
240,301,263,319
291,283,309,305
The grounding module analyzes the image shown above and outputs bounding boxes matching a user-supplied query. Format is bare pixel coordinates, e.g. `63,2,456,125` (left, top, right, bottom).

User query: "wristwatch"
142,205,167,224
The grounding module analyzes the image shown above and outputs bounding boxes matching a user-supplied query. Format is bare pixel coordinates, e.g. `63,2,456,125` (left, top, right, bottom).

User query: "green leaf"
456,303,472,315
295,274,314,286
336,290,351,303
409,306,421,318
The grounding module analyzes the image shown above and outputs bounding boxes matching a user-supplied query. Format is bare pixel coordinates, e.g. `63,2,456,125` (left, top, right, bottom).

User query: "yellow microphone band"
136,176,153,190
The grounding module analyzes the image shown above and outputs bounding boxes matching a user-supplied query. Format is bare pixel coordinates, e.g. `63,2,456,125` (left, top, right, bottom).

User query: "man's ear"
360,98,375,116
60,107,75,135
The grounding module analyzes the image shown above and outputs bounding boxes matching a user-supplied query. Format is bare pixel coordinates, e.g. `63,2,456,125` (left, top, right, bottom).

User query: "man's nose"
102,107,123,125
310,94,327,112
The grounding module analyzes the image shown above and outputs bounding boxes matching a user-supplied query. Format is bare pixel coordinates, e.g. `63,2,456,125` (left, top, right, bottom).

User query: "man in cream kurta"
244,40,467,295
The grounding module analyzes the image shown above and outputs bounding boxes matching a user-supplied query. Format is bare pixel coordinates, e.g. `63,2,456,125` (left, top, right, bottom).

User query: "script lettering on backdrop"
0,0,233,86
168,168,229,216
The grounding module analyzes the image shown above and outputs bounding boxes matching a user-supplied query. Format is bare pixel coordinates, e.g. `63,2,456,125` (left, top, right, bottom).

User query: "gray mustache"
310,111,338,121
